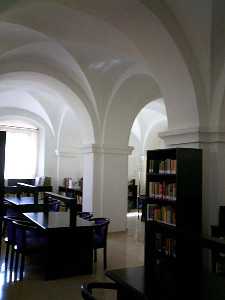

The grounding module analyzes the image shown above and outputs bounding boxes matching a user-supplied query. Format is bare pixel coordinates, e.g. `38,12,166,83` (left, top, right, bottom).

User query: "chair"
3,216,47,280
47,199,61,212
3,216,33,274
81,282,118,300
13,220,47,280
78,212,93,220
90,218,110,269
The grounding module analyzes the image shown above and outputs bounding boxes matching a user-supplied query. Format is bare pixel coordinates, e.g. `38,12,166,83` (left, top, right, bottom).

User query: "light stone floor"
0,212,144,300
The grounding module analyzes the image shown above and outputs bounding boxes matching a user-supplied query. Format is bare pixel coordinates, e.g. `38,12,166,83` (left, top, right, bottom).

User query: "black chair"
3,216,47,280
3,216,33,274
47,199,61,212
90,218,110,269
13,220,47,280
81,282,118,300
78,212,93,220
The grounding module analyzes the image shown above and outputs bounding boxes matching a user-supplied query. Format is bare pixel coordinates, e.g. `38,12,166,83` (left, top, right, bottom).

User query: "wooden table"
105,266,225,300
23,211,94,280
105,266,147,300
4,195,46,212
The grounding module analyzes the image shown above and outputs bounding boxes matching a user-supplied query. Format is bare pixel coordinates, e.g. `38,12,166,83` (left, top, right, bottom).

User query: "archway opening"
127,98,168,237
0,72,96,204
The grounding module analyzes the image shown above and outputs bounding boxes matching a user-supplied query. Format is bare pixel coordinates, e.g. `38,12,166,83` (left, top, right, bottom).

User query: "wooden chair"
90,218,110,269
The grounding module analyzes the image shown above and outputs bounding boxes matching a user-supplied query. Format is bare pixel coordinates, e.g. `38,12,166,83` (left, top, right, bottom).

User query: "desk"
106,266,147,300
23,212,94,279
203,235,225,273
4,196,46,213
105,266,225,300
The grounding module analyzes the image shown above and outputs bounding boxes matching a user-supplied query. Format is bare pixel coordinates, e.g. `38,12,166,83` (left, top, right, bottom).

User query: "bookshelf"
128,181,137,210
58,186,82,212
144,148,202,300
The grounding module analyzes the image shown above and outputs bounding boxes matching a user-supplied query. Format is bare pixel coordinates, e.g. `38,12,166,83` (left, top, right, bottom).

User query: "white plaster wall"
128,132,141,185
57,109,84,186
0,0,222,233
165,0,212,98
144,122,167,151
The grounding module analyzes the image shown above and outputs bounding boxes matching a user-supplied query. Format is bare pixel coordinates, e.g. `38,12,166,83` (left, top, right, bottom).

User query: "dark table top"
106,266,147,299
4,196,44,206
106,266,225,300
23,211,94,230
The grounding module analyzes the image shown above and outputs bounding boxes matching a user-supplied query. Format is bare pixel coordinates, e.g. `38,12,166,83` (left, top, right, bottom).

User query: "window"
0,120,38,179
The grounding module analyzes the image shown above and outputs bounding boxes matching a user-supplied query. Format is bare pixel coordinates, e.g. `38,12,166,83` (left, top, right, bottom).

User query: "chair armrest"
81,282,118,300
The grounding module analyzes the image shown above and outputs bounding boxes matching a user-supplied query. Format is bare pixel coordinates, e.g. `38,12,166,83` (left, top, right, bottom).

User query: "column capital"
82,144,134,155
159,127,225,146
55,147,82,157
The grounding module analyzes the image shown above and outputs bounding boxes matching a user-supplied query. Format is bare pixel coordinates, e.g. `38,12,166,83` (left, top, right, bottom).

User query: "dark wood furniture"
128,182,137,210
58,186,82,211
106,266,147,300
7,178,35,186
4,184,52,205
23,211,94,279
144,148,202,300
4,196,47,213
81,282,119,300
91,217,110,269
104,265,225,300
0,132,6,214
210,206,225,273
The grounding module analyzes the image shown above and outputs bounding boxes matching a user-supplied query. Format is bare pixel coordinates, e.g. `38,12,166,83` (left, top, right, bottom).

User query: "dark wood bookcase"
144,148,202,300
0,131,6,219
58,186,82,211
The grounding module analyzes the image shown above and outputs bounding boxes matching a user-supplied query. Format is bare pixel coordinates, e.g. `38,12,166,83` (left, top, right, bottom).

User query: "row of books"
155,233,176,258
149,182,176,201
64,177,73,189
147,203,176,225
149,159,176,174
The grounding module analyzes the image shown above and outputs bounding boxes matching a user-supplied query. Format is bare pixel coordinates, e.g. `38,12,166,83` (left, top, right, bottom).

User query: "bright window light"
0,121,38,179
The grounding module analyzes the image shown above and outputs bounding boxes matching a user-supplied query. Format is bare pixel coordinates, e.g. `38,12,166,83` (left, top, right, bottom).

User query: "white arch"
0,72,96,144
211,64,225,129
103,74,162,147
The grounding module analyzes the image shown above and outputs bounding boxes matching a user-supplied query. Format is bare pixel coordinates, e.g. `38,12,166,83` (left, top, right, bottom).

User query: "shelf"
148,219,176,231
147,173,176,182
145,148,202,299
153,249,176,260
148,198,176,205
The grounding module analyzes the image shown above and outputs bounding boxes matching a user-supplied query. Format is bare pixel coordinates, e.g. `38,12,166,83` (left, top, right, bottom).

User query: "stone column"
82,144,133,232
160,128,225,235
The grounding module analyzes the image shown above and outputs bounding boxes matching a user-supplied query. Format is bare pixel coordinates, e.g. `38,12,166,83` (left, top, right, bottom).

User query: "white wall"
128,100,168,195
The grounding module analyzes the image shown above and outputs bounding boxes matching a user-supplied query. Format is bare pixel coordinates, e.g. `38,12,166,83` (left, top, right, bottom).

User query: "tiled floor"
0,212,144,300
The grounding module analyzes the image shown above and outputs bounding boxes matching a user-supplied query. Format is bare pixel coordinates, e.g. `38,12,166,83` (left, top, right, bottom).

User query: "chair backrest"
48,199,61,212
4,216,16,244
12,220,42,251
91,218,110,248
78,212,93,220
